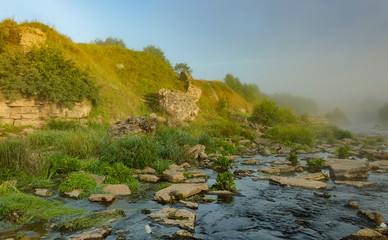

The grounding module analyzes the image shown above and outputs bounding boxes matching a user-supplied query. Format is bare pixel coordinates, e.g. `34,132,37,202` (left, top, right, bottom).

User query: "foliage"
91,37,126,48
325,107,350,125
265,125,315,146
16,175,54,191
49,153,81,176
0,181,19,194
286,153,299,166
215,171,236,192
306,158,326,169
0,19,22,52
105,162,140,191
0,46,100,108
213,156,231,171
216,139,239,156
0,192,83,223
143,45,171,66
270,92,318,116
45,119,86,131
156,182,172,191
336,146,350,159
58,172,96,195
173,62,192,75
216,97,230,116
250,98,297,126
0,139,29,180
332,126,353,140
224,73,262,104
379,103,388,121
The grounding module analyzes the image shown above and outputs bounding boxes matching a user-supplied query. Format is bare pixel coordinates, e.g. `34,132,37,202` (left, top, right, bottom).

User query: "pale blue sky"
1,0,388,103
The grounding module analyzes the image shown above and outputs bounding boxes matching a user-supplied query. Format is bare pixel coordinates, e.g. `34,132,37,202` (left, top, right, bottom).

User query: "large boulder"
109,116,157,137
163,169,185,183
326,159,369,180
157,89,199,121
153,183,208,203
149,207,196,230
270,176,327,190
187,144,208,160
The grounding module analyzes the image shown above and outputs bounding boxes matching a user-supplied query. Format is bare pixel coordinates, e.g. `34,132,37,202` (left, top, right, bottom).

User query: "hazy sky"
1,0,388,103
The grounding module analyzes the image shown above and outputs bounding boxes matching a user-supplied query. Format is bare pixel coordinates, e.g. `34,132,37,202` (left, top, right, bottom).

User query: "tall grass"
0,139,29,179
265,125,316,146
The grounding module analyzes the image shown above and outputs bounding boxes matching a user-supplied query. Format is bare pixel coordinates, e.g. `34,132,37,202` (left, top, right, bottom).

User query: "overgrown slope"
0,20,252,122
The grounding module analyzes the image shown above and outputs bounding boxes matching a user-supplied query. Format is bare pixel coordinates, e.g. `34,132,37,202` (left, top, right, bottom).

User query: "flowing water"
1,151,387,240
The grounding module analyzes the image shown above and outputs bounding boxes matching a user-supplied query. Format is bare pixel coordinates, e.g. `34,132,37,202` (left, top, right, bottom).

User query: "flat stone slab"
241,158,260,165
189,170,208,178
184,178,206,183
89,194,116,203
179,200,199,210
64,189,81,199
139,174,160,183
335,180,376,188
207,190,234,195
102,184,131,196
149,207,196,230
171,230,200,240
153,183,208,203
163,169,184,183
89,174,105,185
295,172,329,181
34,189,52,197
69,226,112,240
270,176,327,189
326,159,368,180
260,166,295,175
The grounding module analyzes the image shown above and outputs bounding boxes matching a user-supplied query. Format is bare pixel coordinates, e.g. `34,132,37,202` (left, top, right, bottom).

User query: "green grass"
58,172,96,196
0,139,30,180
265,125,316,146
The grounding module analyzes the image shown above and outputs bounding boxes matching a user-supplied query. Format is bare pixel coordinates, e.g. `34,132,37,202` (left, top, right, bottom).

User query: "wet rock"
180,162,191,168
207,190,234,195
89,194,116,203
271,160,292,165
89,174,105,185
153,183,208,203
334,181,376,188
313,192,331,198
189,170,208,178
372,160,388,173
188,144,208,160
64,189,81,199
184,178,206,183
233,169,254,177
344,201,359,209
69,226,112,240
149,207,196,230
163,169,185,183
276,146,292,154
141,209,151,214
141,167,156,174
270,176,327,189
241,158,260,165
225,155,240,161
179,200,199,210
109,116,157,137
260,166,295,175
169,164,185,172
102,184,131,196
116,236,126,240
34,188,52,197
358,209,384,226
342,228,388,240
139,174,160,183
170,229,201,239
260,147,271,156
295,172,329,181
326,159,369,180
252,176,271,181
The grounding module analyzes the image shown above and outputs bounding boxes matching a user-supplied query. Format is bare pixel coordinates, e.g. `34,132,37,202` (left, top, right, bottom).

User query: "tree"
92,37,126,48
224,73,262,104
143,45,171,65
379,103,388,121
173,62,192,75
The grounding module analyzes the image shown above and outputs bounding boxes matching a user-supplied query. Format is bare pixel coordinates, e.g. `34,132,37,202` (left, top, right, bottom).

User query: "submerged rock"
270,176,327,190
153,183,208,203
326,159,369,180
344,201,359,209
335,181,376,188
89,194,116,203
342,228,388,240
149,207,196,230
68,226,112,240
358,209,384,226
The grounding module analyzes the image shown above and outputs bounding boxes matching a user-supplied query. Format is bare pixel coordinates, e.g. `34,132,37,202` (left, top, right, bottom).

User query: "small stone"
179,200,199,210
139,174,160,183
116,236,126,240
180,162,191,168
149,208,196,230
184,178,206,183
103,184,131,196
141,209,151,214
64,189,81,199
358,210,384,226
344,201,359,209
241,158,259,165
171,229,200,239
89,194,116,203
141,167,156,174
34,188,53,197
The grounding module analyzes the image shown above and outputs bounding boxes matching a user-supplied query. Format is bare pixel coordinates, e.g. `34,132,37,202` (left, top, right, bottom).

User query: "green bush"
331,126,353,140
213,156,231,171
287,153,299,166
104,162,140,191
58,172,96,195
306,158,326,170
216,139,239,156
265,125,315,146
0,139,29,180
336,146,350,159
0,46,100,108
250,98,297,126
49,153,81,176
215,171,236,192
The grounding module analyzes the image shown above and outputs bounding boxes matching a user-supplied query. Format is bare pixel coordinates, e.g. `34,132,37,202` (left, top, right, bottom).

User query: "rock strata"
326,159,368,180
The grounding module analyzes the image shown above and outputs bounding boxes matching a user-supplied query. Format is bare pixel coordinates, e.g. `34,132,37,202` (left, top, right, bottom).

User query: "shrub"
287,153,299,166
331,126,353,140
250,98,297,126
58,172,96,195
336,146,350,159
215,171,236,192
105,162,140,191
265,125,315,146
49,153,81,176
213,156,231,171
306,158,326,170
216,139,238,156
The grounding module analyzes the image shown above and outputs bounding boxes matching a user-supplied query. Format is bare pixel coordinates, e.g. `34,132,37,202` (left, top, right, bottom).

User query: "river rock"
326,159,368,180
189,170,208,178
64,189,81,199
234,169,254,177
335,181,376,188
169,164,185,172
344,201,359,209
358,210,384,226
188,144,208,160
89,194,116,203
149,207,196,230
103,184,131,196
271,160,292,165
109,116,157,137
153,183,208,203
295,172,329,181
184,178,206,183
241,158,260,165
180,162,191,168
163,169,185,183
171,229,200,239
139,174,160,183
373,160,388,173
270,176,327,189
179,200,199,210
260,166,295,175
207,190,234,195
34,188,52,197
69,226,112,240
342,228,388,240
261,147,271,156
141,167,156,174
89,174,105,185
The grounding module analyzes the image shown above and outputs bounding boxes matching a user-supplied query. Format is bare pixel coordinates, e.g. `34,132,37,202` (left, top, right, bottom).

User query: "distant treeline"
270,93,318,116
223,73,263,104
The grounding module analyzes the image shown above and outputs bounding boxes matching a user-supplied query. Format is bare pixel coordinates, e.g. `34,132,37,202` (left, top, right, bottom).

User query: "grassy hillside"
0,19,252,122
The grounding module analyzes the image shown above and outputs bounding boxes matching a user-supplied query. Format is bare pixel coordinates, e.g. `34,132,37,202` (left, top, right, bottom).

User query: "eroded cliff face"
156,72,201,121
0,98,91,126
